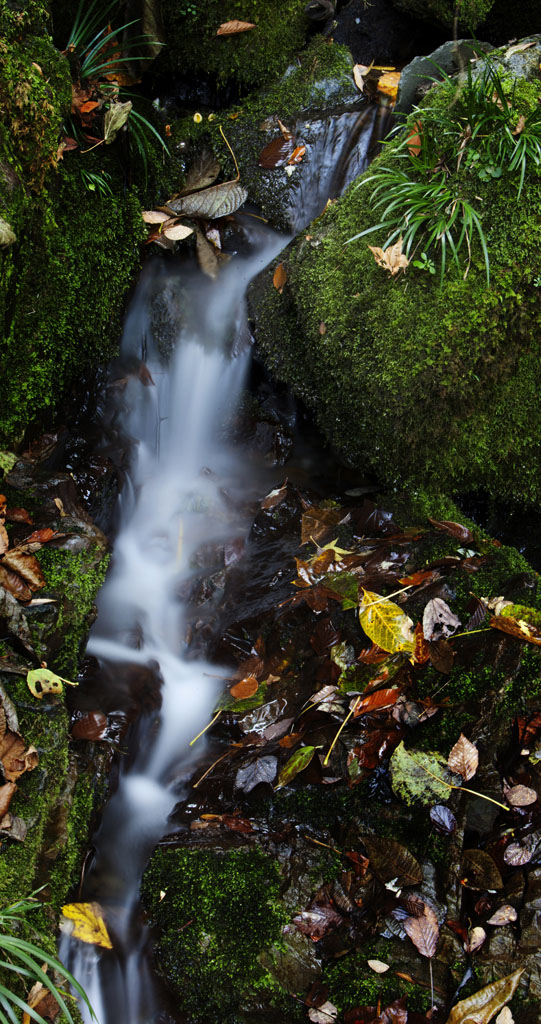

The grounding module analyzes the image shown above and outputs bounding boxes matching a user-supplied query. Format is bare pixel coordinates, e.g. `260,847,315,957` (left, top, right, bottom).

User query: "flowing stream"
61,103,383,1024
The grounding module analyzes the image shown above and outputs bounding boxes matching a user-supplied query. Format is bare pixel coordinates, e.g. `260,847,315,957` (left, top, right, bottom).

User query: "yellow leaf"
26,667,77,699
359,589,415,656
378,71,401,100
446,968,523,1024
61,902,113,949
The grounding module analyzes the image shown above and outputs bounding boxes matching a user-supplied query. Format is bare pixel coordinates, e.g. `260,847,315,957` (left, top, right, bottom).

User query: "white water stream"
61,223,285,1024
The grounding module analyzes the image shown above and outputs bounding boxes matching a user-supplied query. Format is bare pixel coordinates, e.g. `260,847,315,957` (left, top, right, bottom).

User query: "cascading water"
61,99,385,1023
61,222,285,1024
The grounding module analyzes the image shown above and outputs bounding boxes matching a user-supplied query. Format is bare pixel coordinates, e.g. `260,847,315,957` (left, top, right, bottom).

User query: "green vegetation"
141,847,288,1023
36,544,109,675
158,0,308,92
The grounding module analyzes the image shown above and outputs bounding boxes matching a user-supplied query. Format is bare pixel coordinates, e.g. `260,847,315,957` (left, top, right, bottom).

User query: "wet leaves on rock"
446,969,523,1024
361,835,423,887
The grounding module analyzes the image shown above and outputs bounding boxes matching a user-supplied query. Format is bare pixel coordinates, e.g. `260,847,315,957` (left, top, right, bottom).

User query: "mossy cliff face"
249,42,541,505
157,0,308,93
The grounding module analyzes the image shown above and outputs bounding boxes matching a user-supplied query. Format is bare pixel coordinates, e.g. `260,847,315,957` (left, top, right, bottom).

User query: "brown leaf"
490,614,541,646
167,180,247,219
358,643,389,664
427,517,474,543
261,482,288,510
216,20,255,35
505,784,537,807
368,238,409,276
142,210,170,224
273,262,287,293
6,508,33,525
23,528,56,545
448,733,478,782
361,835,423,887
486,904,517,926
180,148,221,194
407,120,422,157
352,687,400,717
258,136,296,168
404,903,439,957
428,637,454,674
230,675,258,699
413,622,430,665
464,925,486,953
462,849,503,890
287,145,306,165
0,781,17,817
446,968,523,1024
0,523,8,555
504,842,532,866
0,565,33,602
71,711,108,741
1,550,45,592
0,730,38,782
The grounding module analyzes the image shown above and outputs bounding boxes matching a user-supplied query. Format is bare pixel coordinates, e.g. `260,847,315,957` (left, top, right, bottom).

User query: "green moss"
251,65,541,504
36,544,109,675
158,0,308,92
141,846,288,1023
323,941,433,1014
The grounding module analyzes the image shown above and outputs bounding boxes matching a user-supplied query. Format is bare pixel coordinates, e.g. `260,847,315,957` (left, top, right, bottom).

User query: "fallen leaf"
261,482,288,510
103,100,132,144
505,41,535,57
22,981,60,1024
462,849,503,891
142,210,170,224
413,622,430,664
258,135,296,168
505,784,537,807
359,589,415,656
71,711,108,741
464,925,486,953
6,507,33,525
308,1001,338,1023
26,668,76,699
404,903,439,957
0,523,8,554
361,835,423,887
512,114,526,136
0,218,16,247
319,322,326,335
0,781,17,817
446,968,523,1024
352,687,400,717
217,20,255,35
23,528,56,544
377,71,401,100
163,222,194,242
179,148,221,193
428,517,474,543
61,902,112,949
490,614,541,647
167,181,247,219
275,745,316,789
495,1008,514,1024
504,842,532,866
448,733,478,781
423,598,460,641
353,62,373,91
430,804,457,833
1,550,45,591
0,731,38,781
273,262,287,292
367,959,389,973
287,145,306,164
486,905,517,926
234,755,277,793
230,675,258,699
390,742,451,806
194,224,221,278
407,120,422,157
368,238,409,276
428,636,454,674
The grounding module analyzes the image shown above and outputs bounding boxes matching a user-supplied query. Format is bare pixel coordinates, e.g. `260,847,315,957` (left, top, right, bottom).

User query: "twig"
193,748,232,789
189,709,222,746
219,125,240,182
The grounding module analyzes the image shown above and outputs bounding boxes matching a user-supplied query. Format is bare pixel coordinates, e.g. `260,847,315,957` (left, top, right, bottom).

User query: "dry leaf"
368,238,409,276
61,902,112,949
167,181,247,220
495,1008,514,1024
287,145,306,165
446,968,523,1024
404,903,439,958
308,1001,338,1023
448,733,478,781
163,223,194,242
505,784,537,806
353,62,373,91
142,210,170,224
377,71,401,100
273,262,287,293
486,905,517,926
367,959,389,973
505,41,535,58
217,20,255,35
512,114,526,136
230,675,258,699
464,925,486,953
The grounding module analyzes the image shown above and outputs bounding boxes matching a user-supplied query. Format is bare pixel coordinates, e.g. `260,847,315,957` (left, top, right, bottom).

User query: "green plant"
65,0,157,82
348,57,541,284
412,251,436,274
80,166,113,196
0,894,93,1024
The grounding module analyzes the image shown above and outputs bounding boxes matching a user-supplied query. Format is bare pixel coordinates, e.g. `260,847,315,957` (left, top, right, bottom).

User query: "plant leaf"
61,903,112,949
103,100,132,144
430,804,457,833
445,968,523,1024
162,223,194,241
448,733,478,781
308,1001,338,1023
486,905,517,926
361,835,423,887
275,746,316,789
167,181,247,219
423,598,460,641
404,903,439,957
216,20,255,35
504,784,537,806
26,668,76,699
359,589,415,656
0,218,16,247
462,849,503,891
230,675,258,700
273,262,287,292
390,741,451,806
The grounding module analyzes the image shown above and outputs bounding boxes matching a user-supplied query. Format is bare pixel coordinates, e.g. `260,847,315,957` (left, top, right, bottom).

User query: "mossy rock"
157,0,309,93
249,41,541,505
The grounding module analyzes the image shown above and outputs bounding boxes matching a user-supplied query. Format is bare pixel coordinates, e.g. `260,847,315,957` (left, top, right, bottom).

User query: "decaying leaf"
0,218,16,247
273,262,287,293
308,1000,338,1023
162,223,194,241
465,925,486,953
167,181,247,220
234,756,277,793
258,135,296,168
368,238,409,276
359,589,415,656
423,598,460,641
275,745,316,789
377,71,401,100
504,784,537,807
103,100,132,144
361,835,423,887
22,980,60,1024
446,968,523,1024
61,902,113,949
404,902,439,957
1,549,45,591
230,675,258,700
180,148,221,193
462,849,503,891
142,210,170,224
390,741,451,806
353,62,373,92
486,905,517,926
0,781,17,817
430,804,457,833
0,730,38,782
505,41,536,58
448,733,478,781
216,20,255,35
71,711,108,741
495,1008,514,1024
26,668,77,699
490,614,541,647
428,517,474,543
367,959,389,973
504,842,532,866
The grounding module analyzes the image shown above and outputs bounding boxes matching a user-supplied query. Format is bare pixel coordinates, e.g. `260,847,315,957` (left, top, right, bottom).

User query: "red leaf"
258,136,295,168
428,517,474,543
23,528,56,544
352,687,400,717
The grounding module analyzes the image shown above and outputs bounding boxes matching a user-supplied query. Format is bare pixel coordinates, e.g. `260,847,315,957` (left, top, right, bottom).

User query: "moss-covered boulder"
157,0,309,94
249,40,541,505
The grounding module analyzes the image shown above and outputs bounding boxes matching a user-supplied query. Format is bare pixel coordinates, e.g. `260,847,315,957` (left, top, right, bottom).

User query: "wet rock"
395,39,494,116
